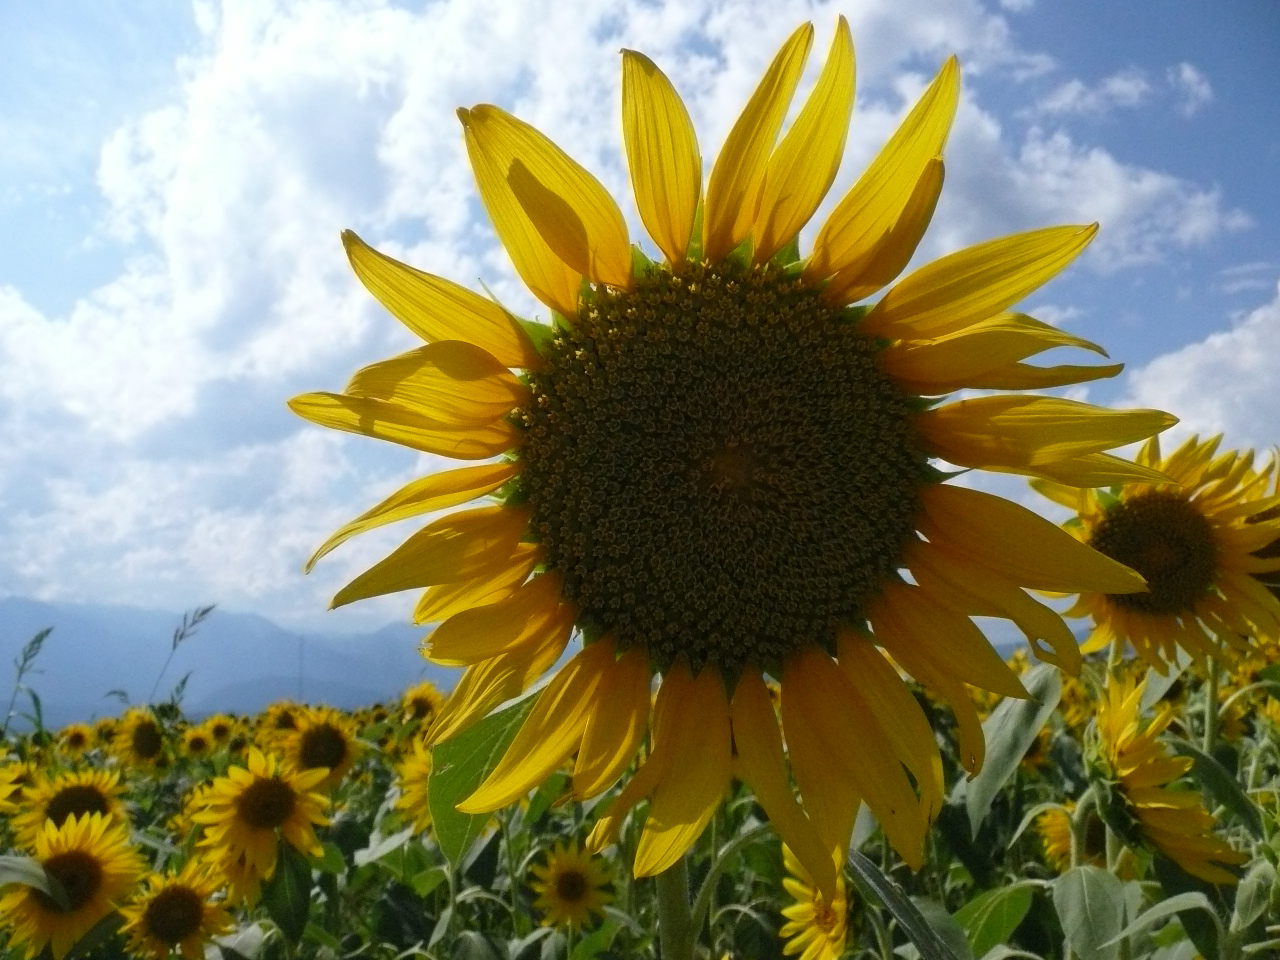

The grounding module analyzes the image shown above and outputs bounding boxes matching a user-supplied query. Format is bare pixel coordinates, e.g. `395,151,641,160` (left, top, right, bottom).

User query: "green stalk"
1203,655,1220,757
655,856,694,960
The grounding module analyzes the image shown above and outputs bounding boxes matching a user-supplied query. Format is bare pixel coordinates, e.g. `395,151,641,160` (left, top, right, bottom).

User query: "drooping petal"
861,224,1098,340
459,106,583,317
306,461,522,573
413,543,541,623
460,640,614,811
288,392,519,459
806,55,959,282
634,663,733,877
753,16,855,264
424,573,571,666
342,231,542,369
330,506,530,608
729,671,837,900
1018,453,1171,489
703,23,813,261
622,50,701,264
883,638,986,774
573,646,651,799
918,396,1177,469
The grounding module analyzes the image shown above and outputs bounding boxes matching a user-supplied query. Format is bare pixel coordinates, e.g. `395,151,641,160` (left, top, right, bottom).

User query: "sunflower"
277,705,361,790
120,861,234,960
394,737,434,834
780,845,847,960
56,723,94,759
0,812,144,960
10,768,128,849
190,748,328,905
113,707,167,770
93,716,118,749
291,20,1172,892
0,759,32,813
181,725,214,760
255,701,302,749
400,680,445,727
529,840,612,931
170,782,214,843
203,713,238,748
1036,435,1280,672
1092,675,1246,884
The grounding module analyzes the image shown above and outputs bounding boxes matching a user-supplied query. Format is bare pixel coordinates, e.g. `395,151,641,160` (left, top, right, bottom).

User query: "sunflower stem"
654,855,695,960
1203,655,1220,757
1068,785,1097,869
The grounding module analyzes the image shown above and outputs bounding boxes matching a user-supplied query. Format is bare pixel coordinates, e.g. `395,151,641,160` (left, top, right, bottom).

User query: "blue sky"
2,0,1278,632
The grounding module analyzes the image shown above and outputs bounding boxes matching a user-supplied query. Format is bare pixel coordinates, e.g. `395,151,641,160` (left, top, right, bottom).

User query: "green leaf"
429,692,538,868
846,850,968,960
1232,860,1275,932
1103,892,1222,947
311,841,346,875
1052,866,1124,960
452,931,507,960
957,663,1062,836
1141,648,1192,712
954,883,1037,958
216,923,266,960
1258,664,1280,685
523,771,569,830
261,840,313,947
352,826,416,872
0,854,70,909
570,918,621,959
1167,736,1263,839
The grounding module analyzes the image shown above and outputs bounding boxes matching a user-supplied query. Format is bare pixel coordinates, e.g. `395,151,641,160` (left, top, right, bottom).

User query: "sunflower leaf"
954,882,1038,958
262,839,314,947
428,692,538,868
1167,736,1264,839
1052,866,1124,960
846,849,969,960
0,854,69,909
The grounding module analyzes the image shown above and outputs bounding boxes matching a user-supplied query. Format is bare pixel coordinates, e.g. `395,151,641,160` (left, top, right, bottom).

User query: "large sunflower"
0,812,143,960
1092,676,1246,884
291,20,1172,893
120,861,234,960
1036,434,1280,671
10,768,127,849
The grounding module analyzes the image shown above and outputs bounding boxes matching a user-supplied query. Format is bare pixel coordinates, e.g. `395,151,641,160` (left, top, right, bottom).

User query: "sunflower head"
292,18,1175,895
10,768,127,849
394,737,433,834
56,724,94,759
120,861,234,960
279,706,360,790
181,725,214,759
113,707,168,770
204,713,237,746
400,680,445,726
780,845,848,960
528,840,612,931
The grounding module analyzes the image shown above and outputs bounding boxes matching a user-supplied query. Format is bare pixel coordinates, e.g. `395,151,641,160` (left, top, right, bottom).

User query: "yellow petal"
918,484,1146,594
822,156,944,305
586,742,667,855
574,646,651,799
622,50,701,264
861,224,1098,340
424,573,570,666
753,17,855,264
918,396,1176,469
288,392,518,459
330,506,529,608
426,628,570,747
305,461,521,573
729,671,838,901
807,56,959,282
345,341,529,426
703,23,814,261
341,231,542,370
634,663,733,877
961,360,1124,391
881,635,986,774
460,640,614,811
459,106,582,317
1015,452,1172,489
413,543,541,624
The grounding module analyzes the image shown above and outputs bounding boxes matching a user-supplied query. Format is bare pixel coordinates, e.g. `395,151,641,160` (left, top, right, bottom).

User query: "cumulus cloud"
1123,282,1280,448
1030,68,1151,116
1168,62,1213,117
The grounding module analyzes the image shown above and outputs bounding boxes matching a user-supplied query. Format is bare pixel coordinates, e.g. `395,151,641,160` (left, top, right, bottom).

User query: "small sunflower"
92,717,118,749
191,749,328,905
277,706,361,790
181,725,214,760
120,861,234,960
0,812,144,960
113,707,168,770
1037,435,1280,672
780,845,847,960
1092,675,1246,884
203,714,238,748
529,840,612,931
394,737,433,834
255,701,303,749
56,724,94,759
10,768,127,849
400,680,445,727
292,20,1172,892
169,782,214,843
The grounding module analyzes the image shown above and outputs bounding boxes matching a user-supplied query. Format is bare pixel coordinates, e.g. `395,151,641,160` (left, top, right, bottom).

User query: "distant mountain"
0,598,451,728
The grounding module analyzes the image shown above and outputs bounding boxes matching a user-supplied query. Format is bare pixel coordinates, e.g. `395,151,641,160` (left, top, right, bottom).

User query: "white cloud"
1123,282,1280,448
1030,69,1151,116
1168,62,1213,117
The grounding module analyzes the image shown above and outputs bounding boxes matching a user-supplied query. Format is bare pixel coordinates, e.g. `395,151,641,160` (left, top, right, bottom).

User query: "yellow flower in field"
181,725,214,759
0,760,33,813
291,20,1172,893
203,713,238,748
92,716,118,748
120,861,234,960
256,700,302,746
170,782,214,843
56,723,93,759
191,749,329,905
113,707,167,770
1037,435,1280,672
529,840,612,931
0,812,144,960
1094,676,1246,884
278,706,361,790
394,737,434,834
10,768,127,849
400,680,445,726
780,845,847,960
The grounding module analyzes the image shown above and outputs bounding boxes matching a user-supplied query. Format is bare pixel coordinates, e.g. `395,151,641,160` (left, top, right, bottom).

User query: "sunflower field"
7,13,1280,960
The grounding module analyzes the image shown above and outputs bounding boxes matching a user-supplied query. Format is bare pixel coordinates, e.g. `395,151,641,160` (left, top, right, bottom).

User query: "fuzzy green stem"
1203,656,1220,757
655,856,695,960
1069,785,1097,869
